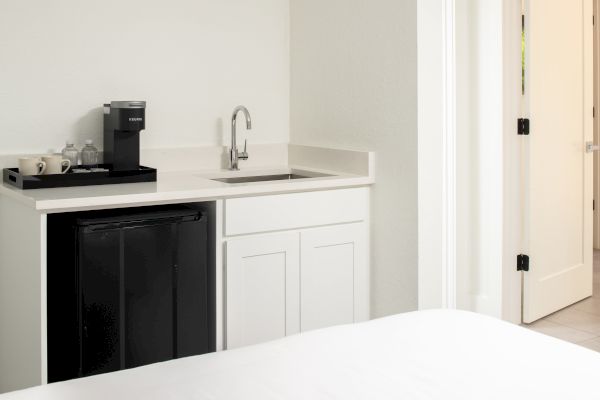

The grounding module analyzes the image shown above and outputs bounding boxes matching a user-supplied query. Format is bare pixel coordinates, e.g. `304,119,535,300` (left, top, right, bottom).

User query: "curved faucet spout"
230,106,252,170
232,105,252,130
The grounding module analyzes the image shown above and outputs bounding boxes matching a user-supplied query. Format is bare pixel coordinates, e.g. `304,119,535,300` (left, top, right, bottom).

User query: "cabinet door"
226,232,300,349
300,223,368,332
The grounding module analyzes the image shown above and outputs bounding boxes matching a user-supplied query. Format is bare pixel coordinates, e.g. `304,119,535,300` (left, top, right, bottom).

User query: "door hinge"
518,118,530,135
517,254,530,272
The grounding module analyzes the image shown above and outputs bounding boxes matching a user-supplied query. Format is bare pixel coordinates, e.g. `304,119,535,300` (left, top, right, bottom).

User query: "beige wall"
0,0,289,154
290,0,418,316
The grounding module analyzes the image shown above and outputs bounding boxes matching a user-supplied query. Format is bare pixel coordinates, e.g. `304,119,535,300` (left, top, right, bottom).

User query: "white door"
226,232,300,348
523,0,594,323
300,223,368,332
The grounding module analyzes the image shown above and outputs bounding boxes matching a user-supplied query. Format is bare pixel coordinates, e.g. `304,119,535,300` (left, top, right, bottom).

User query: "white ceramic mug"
18,157,47,176
42,155,71,175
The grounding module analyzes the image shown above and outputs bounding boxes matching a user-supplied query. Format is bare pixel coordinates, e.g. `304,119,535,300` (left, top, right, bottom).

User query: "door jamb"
417,0,458,310
418,0,524,324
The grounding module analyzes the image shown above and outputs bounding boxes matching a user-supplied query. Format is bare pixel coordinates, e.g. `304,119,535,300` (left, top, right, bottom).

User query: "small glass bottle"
61,141,79,167
81,140,99,168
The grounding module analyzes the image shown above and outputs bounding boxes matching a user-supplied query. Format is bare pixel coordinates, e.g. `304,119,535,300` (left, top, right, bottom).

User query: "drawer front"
225,188,368,236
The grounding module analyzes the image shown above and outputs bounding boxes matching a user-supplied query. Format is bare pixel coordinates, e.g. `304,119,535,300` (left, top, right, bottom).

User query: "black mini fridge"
47,205,215,383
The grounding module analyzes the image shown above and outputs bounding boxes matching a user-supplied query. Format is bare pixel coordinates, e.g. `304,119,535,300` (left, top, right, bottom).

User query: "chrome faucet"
229,105,252,170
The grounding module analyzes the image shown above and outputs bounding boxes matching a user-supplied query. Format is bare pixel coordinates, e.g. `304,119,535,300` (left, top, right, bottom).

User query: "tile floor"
526,250,600,351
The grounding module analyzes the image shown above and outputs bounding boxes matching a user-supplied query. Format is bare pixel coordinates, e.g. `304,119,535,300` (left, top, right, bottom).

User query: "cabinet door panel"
300,223,368,332
226,233,300,348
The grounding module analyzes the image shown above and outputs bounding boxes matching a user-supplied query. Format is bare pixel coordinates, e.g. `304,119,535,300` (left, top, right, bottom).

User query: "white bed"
2,310,600,399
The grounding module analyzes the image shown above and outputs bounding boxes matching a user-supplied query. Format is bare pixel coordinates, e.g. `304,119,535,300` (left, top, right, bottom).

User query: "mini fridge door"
79,223,177,376
46,207,213,382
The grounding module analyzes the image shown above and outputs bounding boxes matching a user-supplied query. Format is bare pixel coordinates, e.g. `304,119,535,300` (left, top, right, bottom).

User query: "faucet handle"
239,139,249,160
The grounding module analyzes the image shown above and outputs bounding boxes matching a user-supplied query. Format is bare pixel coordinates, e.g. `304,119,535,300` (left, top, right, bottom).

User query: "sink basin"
212,172,331,184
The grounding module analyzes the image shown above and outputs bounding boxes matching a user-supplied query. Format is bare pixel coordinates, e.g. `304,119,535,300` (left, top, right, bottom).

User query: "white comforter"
2,310,600,399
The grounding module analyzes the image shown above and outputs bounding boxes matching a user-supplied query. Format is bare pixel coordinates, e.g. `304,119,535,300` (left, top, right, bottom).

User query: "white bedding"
2,310,600,400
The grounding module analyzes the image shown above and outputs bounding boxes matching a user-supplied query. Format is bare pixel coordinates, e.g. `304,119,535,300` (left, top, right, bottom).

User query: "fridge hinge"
518,118,530,135
517,254,530,272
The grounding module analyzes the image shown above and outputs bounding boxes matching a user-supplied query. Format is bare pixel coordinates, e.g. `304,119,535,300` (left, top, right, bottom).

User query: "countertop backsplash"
0,144,289,172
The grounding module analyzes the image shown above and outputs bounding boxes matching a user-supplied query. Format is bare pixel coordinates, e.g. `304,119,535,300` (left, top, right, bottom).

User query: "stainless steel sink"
212,172,331,184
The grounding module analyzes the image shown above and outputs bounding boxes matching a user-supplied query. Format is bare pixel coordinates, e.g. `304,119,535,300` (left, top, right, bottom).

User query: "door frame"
418,0,525,324
419,0,593,323
417,0,458,310
502,0,526,324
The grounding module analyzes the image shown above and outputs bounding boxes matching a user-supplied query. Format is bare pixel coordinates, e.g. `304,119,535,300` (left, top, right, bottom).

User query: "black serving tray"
3,165,157,190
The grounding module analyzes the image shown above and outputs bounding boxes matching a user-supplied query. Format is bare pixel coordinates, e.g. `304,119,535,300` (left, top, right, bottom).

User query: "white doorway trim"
417,0,458,310
418,0,523,323
502,0,526,324
441,0,458,310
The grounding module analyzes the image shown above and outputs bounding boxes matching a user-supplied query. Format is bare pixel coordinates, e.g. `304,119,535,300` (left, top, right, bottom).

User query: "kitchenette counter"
0,145,376,213
0,166,373,213
0,144,375,393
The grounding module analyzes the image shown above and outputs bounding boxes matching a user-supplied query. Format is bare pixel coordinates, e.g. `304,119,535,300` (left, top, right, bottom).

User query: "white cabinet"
226,232,300,349
300,223,368,332
224,188,370,349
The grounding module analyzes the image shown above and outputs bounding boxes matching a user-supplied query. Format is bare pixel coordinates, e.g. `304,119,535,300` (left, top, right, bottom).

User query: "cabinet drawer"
224,188,368,236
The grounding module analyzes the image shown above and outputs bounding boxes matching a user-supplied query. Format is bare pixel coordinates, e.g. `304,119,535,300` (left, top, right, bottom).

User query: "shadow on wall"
72,107,104,149
217,118,230,169
216,117,226,147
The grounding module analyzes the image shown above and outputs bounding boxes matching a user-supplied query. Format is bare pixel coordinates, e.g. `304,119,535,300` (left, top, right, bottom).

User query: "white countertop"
0,166,374,213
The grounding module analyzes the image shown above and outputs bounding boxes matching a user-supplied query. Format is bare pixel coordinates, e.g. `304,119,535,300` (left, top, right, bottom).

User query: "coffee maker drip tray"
3,165,157,190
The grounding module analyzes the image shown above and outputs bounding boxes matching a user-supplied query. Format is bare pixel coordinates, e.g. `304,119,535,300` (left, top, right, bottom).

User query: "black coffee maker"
103,101,146,171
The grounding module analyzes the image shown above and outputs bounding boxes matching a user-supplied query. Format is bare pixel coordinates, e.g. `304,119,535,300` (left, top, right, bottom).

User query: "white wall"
290,0,418,317
0,0,289,154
